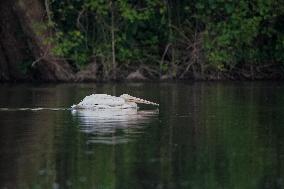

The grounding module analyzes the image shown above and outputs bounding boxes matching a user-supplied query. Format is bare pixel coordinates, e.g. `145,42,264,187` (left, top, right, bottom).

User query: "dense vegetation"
47,0,284,80
0,0,283,81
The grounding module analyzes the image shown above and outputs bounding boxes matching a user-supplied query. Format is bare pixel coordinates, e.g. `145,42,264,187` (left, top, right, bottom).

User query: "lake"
0,82,283,189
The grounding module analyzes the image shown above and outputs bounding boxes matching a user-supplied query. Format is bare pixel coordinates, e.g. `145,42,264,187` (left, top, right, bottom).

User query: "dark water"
0,82,284,189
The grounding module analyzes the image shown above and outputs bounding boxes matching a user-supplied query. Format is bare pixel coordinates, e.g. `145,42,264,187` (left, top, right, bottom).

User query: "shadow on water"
0,82,283,189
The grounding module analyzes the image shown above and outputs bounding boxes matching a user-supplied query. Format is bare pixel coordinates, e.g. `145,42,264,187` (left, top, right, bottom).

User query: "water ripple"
0,107,68,111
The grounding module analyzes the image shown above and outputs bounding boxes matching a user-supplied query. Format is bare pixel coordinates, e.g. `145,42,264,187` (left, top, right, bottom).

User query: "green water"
0,82,283,189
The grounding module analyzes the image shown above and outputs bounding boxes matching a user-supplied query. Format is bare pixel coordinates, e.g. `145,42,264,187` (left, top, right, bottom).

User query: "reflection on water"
71,109,159,144
0,82,284,189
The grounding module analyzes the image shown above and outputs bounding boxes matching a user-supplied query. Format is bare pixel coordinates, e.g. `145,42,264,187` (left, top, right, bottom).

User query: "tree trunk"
111,1,116,80
0,43,10,81
0,0,75,82
0,0,31,81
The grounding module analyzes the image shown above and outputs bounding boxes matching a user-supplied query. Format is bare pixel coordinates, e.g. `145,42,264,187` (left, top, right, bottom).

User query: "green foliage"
194,0,284,70
49,0,284,78
50,0,167,72
52,30,89,67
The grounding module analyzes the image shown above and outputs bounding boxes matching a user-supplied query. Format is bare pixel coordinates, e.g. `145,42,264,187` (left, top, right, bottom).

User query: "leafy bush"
48,0,284,78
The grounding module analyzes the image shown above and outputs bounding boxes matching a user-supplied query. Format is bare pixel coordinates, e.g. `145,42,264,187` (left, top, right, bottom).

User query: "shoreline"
1,77,284,84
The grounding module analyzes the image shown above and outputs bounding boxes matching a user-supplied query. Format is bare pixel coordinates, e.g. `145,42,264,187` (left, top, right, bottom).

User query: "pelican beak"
121,94,159,106
130,97,159,106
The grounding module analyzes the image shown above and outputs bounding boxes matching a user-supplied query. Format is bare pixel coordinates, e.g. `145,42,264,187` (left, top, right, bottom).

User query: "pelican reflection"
71,109,158,144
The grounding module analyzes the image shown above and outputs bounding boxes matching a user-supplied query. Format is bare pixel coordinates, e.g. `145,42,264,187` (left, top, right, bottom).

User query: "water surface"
0,82,284,189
